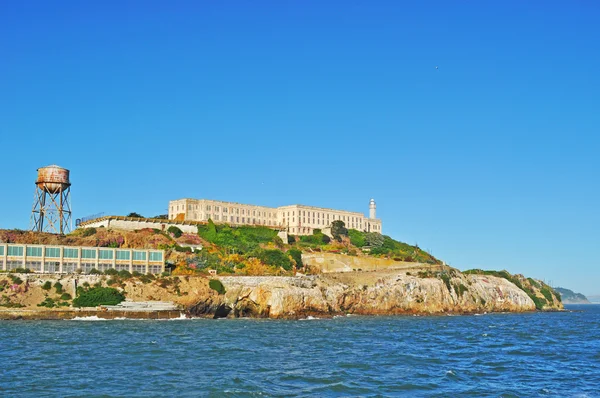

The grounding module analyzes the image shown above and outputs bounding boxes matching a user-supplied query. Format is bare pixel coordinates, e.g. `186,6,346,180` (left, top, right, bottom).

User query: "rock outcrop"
188,269,562,319
0,268,562,320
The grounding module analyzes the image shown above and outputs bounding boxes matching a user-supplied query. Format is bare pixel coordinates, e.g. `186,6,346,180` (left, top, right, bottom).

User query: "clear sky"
1,1,598,294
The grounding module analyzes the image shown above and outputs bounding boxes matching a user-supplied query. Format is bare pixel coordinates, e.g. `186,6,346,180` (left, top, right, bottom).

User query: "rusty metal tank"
36,165,70,194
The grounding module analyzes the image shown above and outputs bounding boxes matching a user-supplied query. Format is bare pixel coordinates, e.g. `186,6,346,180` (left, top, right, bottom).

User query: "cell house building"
168,198,383,236
0,243,165,274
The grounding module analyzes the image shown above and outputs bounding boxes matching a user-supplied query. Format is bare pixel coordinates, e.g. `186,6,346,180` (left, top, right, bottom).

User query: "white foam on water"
70,316,109,321
299,316,320,321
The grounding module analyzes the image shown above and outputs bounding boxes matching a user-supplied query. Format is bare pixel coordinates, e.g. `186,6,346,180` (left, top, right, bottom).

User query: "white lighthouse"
369,198,376,219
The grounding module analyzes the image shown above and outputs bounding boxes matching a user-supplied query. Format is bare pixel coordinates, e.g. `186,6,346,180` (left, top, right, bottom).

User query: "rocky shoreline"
0,269,563,320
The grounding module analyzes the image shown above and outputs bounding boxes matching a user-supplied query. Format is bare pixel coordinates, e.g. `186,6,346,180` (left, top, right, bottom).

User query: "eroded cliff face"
0,268,562,319
188,270,562,319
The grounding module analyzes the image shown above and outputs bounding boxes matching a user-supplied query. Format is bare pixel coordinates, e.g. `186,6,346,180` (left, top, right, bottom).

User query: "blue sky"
1,1,598,294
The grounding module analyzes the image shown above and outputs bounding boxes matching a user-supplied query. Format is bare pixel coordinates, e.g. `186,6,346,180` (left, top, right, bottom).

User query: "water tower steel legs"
30,186,72,234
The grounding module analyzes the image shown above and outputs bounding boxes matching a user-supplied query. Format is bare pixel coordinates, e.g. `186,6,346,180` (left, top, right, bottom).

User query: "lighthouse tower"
369,198,376,219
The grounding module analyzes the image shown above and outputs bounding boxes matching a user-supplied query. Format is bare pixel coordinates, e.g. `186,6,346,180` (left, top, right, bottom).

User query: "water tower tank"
36,165,70,194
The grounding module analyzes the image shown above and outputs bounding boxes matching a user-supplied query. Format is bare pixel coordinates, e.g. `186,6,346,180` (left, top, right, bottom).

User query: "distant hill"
587,295,600,304
554,287,590,304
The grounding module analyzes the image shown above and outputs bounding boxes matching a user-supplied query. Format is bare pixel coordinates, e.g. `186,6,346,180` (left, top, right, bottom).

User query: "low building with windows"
0,243,164,274
169,198,382,236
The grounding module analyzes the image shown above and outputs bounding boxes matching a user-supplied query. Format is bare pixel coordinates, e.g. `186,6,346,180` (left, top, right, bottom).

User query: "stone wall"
302,252,441,273
81,217,199,234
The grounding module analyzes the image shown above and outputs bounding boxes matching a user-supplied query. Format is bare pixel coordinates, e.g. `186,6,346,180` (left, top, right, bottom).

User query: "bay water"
1,305,599,397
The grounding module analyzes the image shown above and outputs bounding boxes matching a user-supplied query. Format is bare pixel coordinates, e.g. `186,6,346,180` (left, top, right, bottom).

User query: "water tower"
30,165,72,234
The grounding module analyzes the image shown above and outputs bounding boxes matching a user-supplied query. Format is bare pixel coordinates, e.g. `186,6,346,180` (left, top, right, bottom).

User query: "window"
133,251,146,261
7,246,23,256
25,261,42,272
116,250,130,260
82,249,96,259
26,247,42,257
206,205,211,211
149,252,163,262
64,248,78,258
223,208,227,213
236,217,240,222
0,246,3,256
242,217,245,223
215,215,220,221
133,264,146,274
99,250,112,260
216,206,220,211
45,247,60,258
230,216,234,222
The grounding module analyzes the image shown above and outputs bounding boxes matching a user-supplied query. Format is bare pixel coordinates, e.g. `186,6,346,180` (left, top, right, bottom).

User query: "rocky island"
0,224,563,320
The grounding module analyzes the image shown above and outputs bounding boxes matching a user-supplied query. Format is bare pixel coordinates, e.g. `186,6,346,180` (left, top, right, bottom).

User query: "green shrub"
60,293,72,300
540,287,555,304
440,273,452,292
527,277,541,288
209,279,226,295
73,287,125,307
117,270,132,279
42,281,52,290
198,223,278,254
132,271,143,277
455,283,468,298
89,268,102,275
38,297,57,308
14,268,32,274
81,227,97,237
253,249,293,271
167,226,183,238
273,236,284,248
54,282,63,294
8,275,23,285
348,229,366,247
104,268,118,276
287,249,303,269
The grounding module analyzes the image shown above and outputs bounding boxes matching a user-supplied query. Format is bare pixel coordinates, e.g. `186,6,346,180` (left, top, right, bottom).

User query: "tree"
287,249,303,269
365,232,384,247
167,226,183,238
331,220,348,242
348,229,366,247
127,212,144,218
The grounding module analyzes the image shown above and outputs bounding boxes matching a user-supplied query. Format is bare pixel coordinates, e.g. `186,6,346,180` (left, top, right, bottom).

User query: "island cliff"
0,227,563,319
189,269,561,318
0,267,561,320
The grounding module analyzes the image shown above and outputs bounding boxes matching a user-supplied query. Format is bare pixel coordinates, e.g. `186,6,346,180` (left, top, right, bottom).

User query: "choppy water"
1,305,599,397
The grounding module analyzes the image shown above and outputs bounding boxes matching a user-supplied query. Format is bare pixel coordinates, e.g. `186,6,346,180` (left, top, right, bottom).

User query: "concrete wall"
302,252,440,273
82,218,199,234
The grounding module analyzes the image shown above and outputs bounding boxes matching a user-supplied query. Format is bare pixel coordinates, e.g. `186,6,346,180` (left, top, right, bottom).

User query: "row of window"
1,246,163,262
173,203,276,218
1,260,164,275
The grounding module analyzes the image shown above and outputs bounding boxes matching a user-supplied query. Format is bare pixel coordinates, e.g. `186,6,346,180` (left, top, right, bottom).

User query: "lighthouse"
369,198,376,219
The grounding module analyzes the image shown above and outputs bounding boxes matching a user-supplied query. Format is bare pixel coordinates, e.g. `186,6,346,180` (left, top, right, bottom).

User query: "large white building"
168,198,382,236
